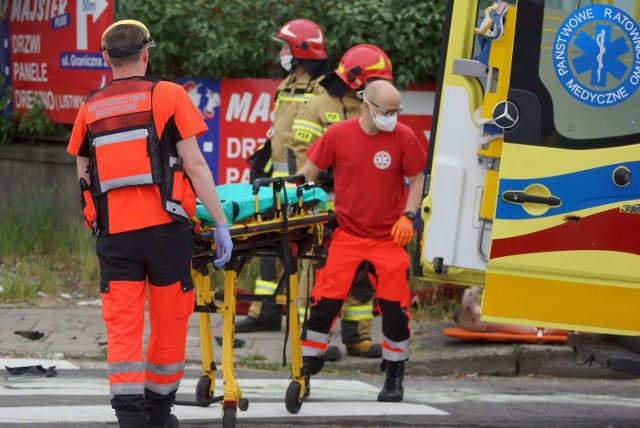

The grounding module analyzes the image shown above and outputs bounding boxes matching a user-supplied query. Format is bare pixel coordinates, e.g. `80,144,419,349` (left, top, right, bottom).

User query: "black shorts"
96,222,194,293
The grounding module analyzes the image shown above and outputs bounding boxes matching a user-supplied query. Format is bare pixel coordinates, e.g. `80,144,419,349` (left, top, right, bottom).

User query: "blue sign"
553,5,640,107
176,77,221,181
0,0,10,118
60,52,110,70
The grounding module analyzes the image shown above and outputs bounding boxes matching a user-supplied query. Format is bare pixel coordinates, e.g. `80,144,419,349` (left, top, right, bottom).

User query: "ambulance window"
539,0,640,141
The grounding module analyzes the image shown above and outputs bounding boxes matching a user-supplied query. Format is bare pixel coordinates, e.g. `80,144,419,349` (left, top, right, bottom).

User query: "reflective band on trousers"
272,163,290,175
145,379,182,395
145,360,185,395
381,337,410,361
302,329,329,357
342,304,374,321
111,382,144,398
108,361,145,375
146,360,185,375
298,307,308,324
255,279,278,295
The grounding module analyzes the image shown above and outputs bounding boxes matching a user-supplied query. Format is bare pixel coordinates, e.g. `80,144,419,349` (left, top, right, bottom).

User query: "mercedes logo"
492,101,519,129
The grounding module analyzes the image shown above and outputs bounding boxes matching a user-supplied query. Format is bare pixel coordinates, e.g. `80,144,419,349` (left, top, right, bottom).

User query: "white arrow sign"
76,0,109,50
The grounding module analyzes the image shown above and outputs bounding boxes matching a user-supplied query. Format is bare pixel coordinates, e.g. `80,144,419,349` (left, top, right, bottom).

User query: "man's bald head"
363,80,401,108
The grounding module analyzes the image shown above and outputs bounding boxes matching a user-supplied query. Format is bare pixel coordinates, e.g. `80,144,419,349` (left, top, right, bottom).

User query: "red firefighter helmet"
335,44,393,89
274,19,327,60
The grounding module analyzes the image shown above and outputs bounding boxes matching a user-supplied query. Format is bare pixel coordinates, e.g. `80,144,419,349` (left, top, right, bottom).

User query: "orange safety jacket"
83,77,195,235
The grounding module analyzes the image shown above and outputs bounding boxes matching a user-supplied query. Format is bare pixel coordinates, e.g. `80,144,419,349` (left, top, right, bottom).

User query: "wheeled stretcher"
179,175,332,427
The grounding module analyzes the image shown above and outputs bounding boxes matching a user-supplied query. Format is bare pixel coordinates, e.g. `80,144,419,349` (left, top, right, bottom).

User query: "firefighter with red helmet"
67,20,232,428
236,19,331,334
291,45,394,360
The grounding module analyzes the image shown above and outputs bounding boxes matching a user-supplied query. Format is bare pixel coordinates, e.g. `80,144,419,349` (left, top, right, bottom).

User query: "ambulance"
420,0,640,374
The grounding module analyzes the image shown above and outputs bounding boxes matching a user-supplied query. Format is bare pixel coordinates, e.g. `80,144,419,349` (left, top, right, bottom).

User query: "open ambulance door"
480,0,640,337
420,0,516,287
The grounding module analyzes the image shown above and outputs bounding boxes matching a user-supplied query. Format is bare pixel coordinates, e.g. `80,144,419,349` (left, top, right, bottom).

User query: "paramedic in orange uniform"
298,80,426,403
67,20,232,428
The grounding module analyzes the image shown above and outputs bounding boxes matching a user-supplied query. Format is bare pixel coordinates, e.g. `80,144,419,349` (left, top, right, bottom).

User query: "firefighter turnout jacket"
291,92,362,171
270,72,326,176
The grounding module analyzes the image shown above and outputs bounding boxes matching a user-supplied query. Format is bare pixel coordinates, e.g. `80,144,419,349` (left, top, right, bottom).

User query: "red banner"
9,0,113,123
217,78,279,184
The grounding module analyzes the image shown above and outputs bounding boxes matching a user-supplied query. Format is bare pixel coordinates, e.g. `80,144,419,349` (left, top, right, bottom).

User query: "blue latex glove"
213,223,233,267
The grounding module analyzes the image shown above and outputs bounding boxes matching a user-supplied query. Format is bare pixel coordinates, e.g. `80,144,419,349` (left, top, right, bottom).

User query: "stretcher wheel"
222,407,236,428
238,398,249,411
285,381,303,414
195,375,213,405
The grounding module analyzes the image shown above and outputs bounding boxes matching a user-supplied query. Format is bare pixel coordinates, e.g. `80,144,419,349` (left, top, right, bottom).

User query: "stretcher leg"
194,269,216,404
285,269,307,413
221,266,248,426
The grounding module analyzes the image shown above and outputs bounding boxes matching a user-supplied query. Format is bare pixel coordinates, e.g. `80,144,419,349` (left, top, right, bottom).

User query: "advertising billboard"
8,0,113,123
177,77,434,184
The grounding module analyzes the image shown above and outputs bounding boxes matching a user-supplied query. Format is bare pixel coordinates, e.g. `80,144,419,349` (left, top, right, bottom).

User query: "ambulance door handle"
502,191,561,206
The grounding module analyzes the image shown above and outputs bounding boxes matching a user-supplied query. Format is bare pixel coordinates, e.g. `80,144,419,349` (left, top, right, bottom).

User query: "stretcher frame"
181,175,332,427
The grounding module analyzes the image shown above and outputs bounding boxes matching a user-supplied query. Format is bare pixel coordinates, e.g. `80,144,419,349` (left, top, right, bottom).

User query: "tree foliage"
117,0,447,88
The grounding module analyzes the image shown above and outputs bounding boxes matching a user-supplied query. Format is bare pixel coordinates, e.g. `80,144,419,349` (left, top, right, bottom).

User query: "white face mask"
367,102,398,132
279,54,293,72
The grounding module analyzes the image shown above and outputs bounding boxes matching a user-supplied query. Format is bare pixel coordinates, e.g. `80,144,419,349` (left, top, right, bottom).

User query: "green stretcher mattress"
196,183,327,226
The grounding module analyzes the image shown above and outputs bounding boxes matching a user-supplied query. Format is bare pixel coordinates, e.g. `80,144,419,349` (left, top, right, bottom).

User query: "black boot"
302,356,325,398
235,315,281,333
377,360,405,402
116,411,147,428
147,413,179,428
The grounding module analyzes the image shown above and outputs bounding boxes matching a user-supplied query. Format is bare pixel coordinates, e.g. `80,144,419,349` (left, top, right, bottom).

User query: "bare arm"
76,156,90,183
404,173,424,214
176,135,228,225
296,159,322,184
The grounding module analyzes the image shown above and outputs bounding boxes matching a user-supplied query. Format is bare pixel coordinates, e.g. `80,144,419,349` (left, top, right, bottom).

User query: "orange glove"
391,215,414,247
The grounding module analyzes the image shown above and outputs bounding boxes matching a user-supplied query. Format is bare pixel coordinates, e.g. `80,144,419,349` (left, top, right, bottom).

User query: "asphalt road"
1,366,639,427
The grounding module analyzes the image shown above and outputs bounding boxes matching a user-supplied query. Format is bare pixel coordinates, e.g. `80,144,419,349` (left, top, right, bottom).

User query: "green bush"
117,0,447,88
0,76,70,143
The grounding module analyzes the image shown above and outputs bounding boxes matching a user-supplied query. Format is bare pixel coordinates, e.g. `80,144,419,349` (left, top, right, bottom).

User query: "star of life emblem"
552,5,640,107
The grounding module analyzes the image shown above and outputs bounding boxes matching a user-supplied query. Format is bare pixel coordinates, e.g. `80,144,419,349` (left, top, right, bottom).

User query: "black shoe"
117,411,147,428
148,413,179,428
303,356,324,375
302,356,324,399
321,345,342,362
303,369,311,399
377,360,405,402
235,316,281,333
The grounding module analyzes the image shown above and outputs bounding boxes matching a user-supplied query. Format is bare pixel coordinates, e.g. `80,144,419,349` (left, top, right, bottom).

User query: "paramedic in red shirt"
67,20,232,428
298,80,426,402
